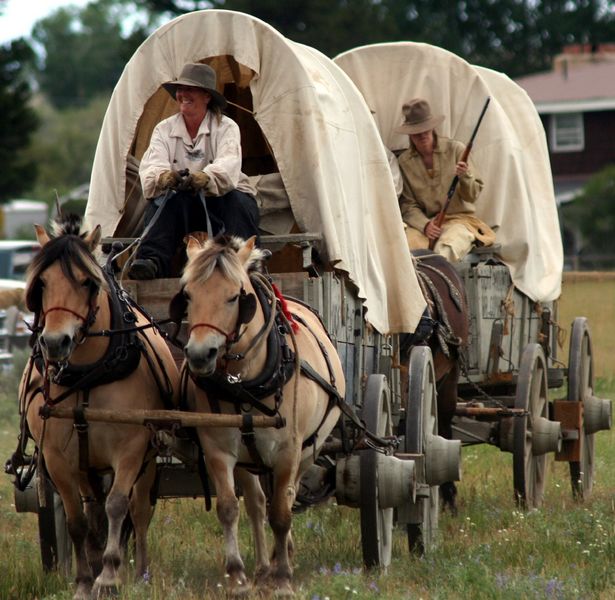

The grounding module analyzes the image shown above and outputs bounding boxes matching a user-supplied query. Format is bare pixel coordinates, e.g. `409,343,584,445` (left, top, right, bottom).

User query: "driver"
129,62,260,279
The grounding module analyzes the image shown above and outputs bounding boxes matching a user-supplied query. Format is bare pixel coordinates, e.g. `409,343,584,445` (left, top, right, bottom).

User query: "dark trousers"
136,189,260,277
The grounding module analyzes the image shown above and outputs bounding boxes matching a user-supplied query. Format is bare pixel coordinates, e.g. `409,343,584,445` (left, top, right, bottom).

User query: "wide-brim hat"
162,63,227,110
394,98,445,135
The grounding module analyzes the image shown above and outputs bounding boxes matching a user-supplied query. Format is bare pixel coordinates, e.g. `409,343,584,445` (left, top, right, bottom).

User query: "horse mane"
181,235,267,287
26,215,107,303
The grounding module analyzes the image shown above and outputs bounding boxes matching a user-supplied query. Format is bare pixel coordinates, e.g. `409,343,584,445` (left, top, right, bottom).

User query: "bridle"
187,285,258,357
32,278,101,349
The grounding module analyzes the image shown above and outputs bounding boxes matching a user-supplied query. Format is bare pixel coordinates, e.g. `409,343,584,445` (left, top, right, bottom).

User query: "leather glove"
189,170,210,191
158,170,182,190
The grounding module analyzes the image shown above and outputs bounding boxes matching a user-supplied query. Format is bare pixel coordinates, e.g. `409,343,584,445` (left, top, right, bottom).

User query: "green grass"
1,278,614,600
1,372,614,599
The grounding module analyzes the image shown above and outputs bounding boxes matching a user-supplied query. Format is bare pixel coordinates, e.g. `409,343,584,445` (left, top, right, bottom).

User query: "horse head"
176,235,262,377
26,217,105,363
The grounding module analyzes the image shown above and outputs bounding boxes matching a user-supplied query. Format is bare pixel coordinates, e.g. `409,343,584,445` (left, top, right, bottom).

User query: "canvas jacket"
398,136,483,232
139,111,255,199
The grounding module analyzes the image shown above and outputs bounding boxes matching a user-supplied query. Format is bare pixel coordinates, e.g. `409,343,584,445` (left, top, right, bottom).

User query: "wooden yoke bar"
43,406,285,429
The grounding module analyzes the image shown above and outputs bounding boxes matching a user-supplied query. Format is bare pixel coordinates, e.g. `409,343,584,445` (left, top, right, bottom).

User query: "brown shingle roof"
515,59,615,104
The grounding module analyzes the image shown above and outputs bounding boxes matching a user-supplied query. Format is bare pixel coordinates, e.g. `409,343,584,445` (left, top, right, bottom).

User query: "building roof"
516,56,615,113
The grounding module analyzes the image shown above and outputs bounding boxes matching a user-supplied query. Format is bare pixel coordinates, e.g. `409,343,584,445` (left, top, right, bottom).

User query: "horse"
19,216,179,599
169,234,344,597
402,249,469,513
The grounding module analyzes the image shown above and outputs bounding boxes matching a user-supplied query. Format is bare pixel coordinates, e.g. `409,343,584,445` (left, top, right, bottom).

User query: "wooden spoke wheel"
38,466,72,574
405,346,439,554
360,374,394,568
568,317,595,500
513,344,549,509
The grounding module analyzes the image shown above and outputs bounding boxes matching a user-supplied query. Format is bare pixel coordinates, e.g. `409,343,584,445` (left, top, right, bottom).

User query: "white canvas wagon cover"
86,10,425,334
335,42,563,302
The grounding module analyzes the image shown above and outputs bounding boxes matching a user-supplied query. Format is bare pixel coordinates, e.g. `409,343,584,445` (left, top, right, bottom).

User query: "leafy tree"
0,39,39,202
561,166,615,255
136,0,615,76
136,0,394,57
23,95,109,201
32,0,149,108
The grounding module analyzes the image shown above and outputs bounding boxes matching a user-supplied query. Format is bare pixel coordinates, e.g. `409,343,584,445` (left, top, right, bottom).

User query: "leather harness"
186,274,344,474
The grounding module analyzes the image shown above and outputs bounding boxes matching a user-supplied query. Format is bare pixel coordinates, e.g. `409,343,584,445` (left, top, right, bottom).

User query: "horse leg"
266,449,299,597
47,463,93,600
83,496,107,578
93,451,146,595
235,468,269,583
205,450,251,596
437,362,460,516
129,459,157,580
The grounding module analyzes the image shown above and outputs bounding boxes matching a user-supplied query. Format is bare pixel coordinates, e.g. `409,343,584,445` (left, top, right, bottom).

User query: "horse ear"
84,225,102,250
34,224,50,247
237,236,257,264
185,236,202,260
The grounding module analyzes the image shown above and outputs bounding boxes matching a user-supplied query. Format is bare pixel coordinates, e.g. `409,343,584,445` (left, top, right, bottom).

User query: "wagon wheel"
38,465,72,574
405,346,439,554
360,374,394,568
513,344,549,509
567,317,595,500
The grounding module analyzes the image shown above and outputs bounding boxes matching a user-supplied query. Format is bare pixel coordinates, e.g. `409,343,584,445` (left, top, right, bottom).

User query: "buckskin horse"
169,235,344,597
402,249,469,513
16,216,179,599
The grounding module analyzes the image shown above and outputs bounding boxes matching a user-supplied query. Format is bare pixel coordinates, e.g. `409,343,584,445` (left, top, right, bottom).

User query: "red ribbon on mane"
271,283,299,333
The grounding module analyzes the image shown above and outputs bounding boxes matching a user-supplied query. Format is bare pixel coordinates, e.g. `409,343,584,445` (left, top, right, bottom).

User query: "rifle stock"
428,97,490,250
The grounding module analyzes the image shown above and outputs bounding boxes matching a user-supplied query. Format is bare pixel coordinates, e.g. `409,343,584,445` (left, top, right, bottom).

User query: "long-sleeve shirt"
398,135,483,232
139,111,256,199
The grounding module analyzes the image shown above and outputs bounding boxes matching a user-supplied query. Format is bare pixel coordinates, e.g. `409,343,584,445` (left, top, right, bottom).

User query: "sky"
0,0,92,44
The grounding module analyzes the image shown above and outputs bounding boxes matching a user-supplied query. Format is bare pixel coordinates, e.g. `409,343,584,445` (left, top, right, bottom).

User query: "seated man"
129,62,260,279
395,98,494,262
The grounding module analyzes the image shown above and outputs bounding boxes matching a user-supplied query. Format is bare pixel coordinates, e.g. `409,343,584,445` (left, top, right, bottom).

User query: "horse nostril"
60,334,71,351
206,347,217,360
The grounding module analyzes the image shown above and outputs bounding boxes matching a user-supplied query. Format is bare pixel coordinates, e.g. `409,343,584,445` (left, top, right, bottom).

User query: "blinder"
25,279,43,314
237,288,257,327
169,287,188,325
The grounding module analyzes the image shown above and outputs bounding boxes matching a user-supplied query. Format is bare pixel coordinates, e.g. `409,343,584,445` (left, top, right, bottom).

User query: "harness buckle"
226,373,242,385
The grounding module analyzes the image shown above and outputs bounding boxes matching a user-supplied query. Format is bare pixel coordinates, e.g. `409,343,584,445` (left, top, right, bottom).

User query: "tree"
136,0,615,76
0,39,39,202
561,166,615,256
32,0,149,109
23,95,109,201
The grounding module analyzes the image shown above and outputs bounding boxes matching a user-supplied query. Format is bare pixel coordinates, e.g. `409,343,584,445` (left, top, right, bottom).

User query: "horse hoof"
72,577,93,600
229,583,252,598
72,587,91,600
91,582,120,598
271,581,294,598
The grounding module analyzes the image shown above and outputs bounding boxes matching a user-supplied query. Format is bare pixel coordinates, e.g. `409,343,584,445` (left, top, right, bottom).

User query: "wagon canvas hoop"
86,9,426,334
334,42,563,303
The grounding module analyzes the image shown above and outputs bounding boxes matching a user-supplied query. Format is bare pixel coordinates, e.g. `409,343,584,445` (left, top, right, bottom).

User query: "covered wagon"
335,42,611,507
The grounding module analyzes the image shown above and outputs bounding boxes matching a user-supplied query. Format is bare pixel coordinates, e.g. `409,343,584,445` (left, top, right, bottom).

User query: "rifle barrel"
427,97,491,249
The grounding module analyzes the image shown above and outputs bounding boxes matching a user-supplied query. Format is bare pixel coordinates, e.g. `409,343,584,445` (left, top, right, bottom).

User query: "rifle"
428,96,491,250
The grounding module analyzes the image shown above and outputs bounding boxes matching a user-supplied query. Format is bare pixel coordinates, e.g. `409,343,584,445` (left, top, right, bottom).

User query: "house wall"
543,110,615,176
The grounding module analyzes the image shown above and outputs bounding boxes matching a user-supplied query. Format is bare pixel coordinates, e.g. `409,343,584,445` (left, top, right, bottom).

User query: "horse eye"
228,293,240,304
81,278,92,288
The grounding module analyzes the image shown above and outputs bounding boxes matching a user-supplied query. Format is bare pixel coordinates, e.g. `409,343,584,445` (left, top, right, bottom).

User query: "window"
550,113,584,152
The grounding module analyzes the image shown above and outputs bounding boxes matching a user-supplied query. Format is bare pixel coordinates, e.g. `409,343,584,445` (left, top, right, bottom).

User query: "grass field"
0,280,614,599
